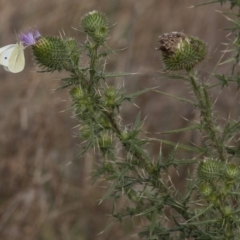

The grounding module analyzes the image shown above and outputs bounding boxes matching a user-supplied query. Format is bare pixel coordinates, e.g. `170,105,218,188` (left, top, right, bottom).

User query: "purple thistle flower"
19,30,41,47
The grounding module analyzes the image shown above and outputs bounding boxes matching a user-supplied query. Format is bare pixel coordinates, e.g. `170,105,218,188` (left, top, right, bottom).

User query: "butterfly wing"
0,44,15,54
0,44,16,67
8,42,25,73
3,66,10,72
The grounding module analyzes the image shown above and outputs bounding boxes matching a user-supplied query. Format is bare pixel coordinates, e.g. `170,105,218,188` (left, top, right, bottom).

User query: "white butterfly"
0,42,25,73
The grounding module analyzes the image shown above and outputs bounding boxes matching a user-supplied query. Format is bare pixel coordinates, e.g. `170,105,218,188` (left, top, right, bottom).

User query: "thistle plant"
19,4,240,239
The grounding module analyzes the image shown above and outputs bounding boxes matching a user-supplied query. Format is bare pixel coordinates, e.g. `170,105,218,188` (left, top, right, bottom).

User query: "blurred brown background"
0,0,237,239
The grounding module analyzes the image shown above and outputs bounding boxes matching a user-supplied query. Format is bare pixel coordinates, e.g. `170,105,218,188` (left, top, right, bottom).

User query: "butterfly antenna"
13,29,20,42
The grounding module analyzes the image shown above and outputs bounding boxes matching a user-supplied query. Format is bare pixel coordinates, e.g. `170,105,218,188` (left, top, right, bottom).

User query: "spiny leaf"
100,167,129,202
151,138,205,153
160,124,201,134
181,218,217,226
124,87,157,100
189,1,222,8
154,90,196,105
150,209,159,236
98,219,119,235
137,206,159,216
171,159,199,166
133,112,142,130
185,204,214,223
219,57,235,65
102,72,139,79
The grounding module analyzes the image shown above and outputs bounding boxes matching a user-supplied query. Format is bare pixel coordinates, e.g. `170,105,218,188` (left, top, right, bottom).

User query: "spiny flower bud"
98,115,112,129
32,36,79,72
225,163,240,180
65,38,80,65
98,132,113,155
80,125,92,140
158,32,208,71
70,87,93,117
74,95,93,115
70,87,85,101
197,158,222,182
222,206,233,217
199,182,213,198
98,132,112,148
121,129,133,141
103,87,119,108
81,10,109,44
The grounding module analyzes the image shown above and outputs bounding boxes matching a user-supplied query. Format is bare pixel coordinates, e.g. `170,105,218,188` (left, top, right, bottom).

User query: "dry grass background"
0,0,238,239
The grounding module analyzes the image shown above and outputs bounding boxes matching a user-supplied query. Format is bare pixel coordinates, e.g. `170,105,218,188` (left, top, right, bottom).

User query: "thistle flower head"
225,163,240,180
199,182,213,198
32,36,79,72
158,32,208,71
19,30,41,47
196,158,222,182
81,10,109,44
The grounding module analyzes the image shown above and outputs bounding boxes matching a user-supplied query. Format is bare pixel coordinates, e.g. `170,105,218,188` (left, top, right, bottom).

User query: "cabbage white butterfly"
0,42,25,73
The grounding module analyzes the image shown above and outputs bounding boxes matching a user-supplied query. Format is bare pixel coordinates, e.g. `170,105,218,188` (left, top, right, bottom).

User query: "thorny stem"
187,69,227,162
89,43,99,89
104,111,203,235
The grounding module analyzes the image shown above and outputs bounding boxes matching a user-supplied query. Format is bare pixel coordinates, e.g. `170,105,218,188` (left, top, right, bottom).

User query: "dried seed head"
158,32,187,55
158,32,208,71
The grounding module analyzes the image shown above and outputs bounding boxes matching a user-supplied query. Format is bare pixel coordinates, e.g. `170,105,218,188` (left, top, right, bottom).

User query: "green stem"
89,43,99,86
187,69,227,162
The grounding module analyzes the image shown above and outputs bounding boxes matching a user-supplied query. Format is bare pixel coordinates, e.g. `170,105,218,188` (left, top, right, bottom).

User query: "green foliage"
32,3,240,239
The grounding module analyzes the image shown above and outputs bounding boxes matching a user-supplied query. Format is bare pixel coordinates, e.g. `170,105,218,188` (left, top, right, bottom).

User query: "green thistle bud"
81,10,109,44
98,132,112,155
225,163,240,180
199,182,213,198
121,129,130,141
70,87,85,101
98,115,111,129
65,38,80,65
103,87,119,108
70,87,93,116
32,36,79,72
197,158,222,182
158,32,208,71
98,133,112,148
80,125,92,140
208,194,219,205
105,87,118,98
75,95,93,115
222,206,233,217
